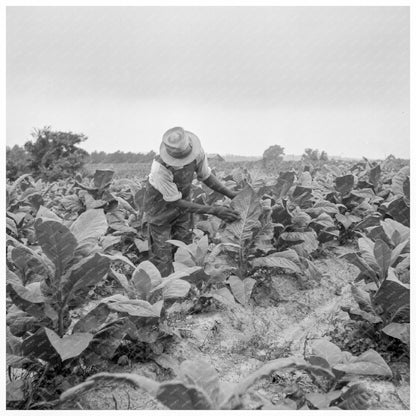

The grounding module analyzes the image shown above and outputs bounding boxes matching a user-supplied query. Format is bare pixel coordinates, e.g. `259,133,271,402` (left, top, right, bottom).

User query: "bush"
24,127,89,181
6,145,30,181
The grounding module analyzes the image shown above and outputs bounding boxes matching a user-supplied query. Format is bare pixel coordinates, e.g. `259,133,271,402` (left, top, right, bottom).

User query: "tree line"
6,126,336,182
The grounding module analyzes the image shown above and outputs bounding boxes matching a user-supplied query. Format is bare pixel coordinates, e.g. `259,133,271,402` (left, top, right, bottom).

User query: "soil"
59,245,410,410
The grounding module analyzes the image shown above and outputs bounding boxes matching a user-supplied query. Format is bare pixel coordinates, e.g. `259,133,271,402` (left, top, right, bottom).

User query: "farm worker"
143,127,240,276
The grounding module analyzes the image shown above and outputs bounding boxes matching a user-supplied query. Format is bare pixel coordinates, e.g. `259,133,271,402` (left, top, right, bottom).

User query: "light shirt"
148,151,211,202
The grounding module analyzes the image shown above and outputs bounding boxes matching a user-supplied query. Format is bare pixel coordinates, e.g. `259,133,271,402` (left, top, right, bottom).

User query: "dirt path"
62,246,409,410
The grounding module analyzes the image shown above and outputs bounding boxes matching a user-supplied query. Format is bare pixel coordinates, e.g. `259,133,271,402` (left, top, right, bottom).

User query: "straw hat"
159,126,201,167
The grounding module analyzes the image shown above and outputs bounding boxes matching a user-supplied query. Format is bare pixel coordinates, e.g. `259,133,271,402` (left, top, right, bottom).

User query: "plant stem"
58,306,65,337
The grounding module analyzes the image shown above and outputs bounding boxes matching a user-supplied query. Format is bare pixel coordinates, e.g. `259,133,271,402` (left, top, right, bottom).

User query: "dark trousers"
148,213,193,277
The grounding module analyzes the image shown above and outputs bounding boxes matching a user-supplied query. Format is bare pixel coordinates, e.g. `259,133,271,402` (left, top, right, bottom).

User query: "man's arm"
203,174,238,199
168,199,240,222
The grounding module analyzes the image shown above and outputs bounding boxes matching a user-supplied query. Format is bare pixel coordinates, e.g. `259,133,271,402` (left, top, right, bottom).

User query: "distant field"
84,159,300,180
84,162,152,179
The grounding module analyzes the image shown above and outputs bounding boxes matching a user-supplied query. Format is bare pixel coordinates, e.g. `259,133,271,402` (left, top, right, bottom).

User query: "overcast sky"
6,6,409,158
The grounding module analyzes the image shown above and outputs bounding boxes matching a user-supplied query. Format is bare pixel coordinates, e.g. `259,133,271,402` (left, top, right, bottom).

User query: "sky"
6,6,410,159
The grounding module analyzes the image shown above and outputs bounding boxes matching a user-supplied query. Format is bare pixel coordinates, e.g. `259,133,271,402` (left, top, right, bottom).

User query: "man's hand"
212,206,240,222
203,174,238,200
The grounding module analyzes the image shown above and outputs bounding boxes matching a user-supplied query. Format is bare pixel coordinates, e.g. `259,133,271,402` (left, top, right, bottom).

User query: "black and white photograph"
4,2,412,411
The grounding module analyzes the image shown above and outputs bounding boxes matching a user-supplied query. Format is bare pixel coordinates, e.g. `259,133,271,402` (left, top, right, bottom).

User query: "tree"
24,126,89,181
6,145,30,181
262,145,285,167
319,151,329,161
303,148,320,162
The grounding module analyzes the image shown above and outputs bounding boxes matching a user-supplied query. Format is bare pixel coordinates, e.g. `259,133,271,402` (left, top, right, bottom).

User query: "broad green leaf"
272,248,301,265
382,323,410,345
303,259,322,282
383,197,409,227
311,339,350,367
273,171,295,198
174,247,196,267
350,188,376,200
11,246,49,284
70,209,108,254
106,209,136,233
6,326,22,355
333,349,392,377
6,217,18,235
221,185,262,246
357,237,379,272
115,196,136,214
36,205,62,221
7,283,45,320
72,303,111,333
162,279,191,299
211,287,236,308
310,212,334,229
179,360,220,406
156,381,213,410
60,194,83,212
93,169,114,189
151,268,200,292
104,297,162,317
103,253,136,269
369,164,381,187
343,306,382,324
253,214,274,253
307,201,339,217
390,166,409,196
108,267,130,290
373,240,391,279
305,390,342,409
243,278,256,303
133,261,162,289
128,322,161,344
280,231,319,256
134,238,149,253
152,300,164,317
307,355,331,369
6,306,40,337
391,303,410,322
167,239,196,257
7,354,33,369
390,239,410,266
6,380,26,402
381,219,410,244
45,328,93,361
251,255,301,274
337,384,372,410
131,266,152,300
335,175,354,195
61,253,110,306
271,201,292,226
21,327,61,364
373,274,410,321
89,318,135,360
6,266,21,285
35,220,77,276
340,252,378,284
100,235,121,251
350,284,375,313
195,235,209,265
196,216,222,238
227,275,246,305
354,213,382,231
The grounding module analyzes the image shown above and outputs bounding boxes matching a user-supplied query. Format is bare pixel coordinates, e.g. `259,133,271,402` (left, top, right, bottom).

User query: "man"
143,126,240,276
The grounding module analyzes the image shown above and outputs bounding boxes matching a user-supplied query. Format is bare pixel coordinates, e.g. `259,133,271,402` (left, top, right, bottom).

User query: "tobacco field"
5,156,410,410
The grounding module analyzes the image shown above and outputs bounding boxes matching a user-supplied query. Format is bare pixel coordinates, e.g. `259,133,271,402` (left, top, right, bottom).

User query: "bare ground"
60,246,410,410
